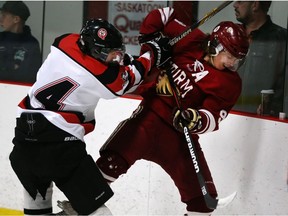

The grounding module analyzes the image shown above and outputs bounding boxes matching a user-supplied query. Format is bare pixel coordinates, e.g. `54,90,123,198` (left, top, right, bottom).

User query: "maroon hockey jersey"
139,7,242,134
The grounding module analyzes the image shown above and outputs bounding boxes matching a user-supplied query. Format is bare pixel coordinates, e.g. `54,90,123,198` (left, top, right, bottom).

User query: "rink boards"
0,83,287,215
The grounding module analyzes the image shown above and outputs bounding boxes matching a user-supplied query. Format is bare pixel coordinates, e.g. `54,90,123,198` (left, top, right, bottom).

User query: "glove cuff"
141,42,159,67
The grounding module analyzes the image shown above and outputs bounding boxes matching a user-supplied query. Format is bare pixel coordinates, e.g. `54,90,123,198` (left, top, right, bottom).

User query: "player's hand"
140,34,172,68
138,32,162,45
173,108,202,133
123,53,134,66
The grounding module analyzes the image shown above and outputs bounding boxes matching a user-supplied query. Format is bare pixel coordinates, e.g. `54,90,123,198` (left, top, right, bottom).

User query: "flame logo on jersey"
156,71,173,96
98,28,107,40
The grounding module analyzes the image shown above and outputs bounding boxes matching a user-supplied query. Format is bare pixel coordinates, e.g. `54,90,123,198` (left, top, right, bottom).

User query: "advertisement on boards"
108,1,168,55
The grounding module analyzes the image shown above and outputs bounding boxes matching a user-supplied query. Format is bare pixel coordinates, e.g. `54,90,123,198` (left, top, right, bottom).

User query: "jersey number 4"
34,77,80,110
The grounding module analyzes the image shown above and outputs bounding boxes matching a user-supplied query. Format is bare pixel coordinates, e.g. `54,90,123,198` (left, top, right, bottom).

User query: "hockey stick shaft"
130,1,235,208
164,2,234,209
165,66,218,209
168,1,233,46
134,3,233,206
169,72,237,209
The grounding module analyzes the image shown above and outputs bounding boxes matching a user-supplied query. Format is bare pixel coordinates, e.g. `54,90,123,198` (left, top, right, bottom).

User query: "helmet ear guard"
207,37,247,72
90,45,106,61
208,38,224,57
77,37,107,62
210,21,249,59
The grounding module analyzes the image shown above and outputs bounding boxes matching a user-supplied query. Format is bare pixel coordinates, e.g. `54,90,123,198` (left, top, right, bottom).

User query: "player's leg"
146,122,217,215
10,113,61,215
10,120,54,215
10,155,53,215
96,106,154,182
55,132,132,215
55,154,114,215
54,150,114,215
23,183,53,216
11,112,113,215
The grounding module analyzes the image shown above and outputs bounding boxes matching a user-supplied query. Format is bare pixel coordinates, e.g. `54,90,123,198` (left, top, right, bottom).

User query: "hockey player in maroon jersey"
8,18,171,215
94,7,249,215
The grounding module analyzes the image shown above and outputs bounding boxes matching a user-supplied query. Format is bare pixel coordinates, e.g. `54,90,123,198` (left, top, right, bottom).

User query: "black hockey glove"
138,32,162,44
173,108,202,133
141,34,172,69
123,53,134,66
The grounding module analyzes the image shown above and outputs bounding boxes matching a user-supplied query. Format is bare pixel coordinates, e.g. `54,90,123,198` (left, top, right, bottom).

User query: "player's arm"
119,37,171,92
173,96,236,134
139,7,195,43
139,7,176,36
172,105,223,135
108,37,171,95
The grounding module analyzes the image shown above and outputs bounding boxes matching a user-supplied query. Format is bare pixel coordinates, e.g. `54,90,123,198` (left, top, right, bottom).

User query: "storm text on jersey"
170,60,209,98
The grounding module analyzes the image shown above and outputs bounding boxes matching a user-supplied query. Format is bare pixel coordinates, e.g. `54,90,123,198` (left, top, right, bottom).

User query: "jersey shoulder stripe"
53,33,108,76
52,34,124,96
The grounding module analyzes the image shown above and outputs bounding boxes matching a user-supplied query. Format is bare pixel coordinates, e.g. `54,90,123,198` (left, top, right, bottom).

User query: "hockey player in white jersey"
9,18,171,215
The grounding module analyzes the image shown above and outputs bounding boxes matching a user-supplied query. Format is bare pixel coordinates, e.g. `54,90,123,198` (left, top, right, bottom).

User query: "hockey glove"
138,32,162,45
141,34,172,69
123,53,134,66
173,108,202,133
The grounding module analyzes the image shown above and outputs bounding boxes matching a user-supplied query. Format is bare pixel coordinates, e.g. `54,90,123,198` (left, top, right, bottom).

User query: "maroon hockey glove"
173,108,202,133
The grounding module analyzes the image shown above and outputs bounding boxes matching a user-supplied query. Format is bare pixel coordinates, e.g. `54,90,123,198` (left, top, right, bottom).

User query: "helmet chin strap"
209,55,216,68
204,54,216,69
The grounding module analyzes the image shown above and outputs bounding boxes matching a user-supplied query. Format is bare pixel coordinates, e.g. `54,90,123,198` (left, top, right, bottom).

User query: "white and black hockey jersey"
17,33,152,141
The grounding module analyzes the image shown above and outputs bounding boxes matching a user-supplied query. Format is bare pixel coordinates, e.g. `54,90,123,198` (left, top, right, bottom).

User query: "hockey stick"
169,1,233,46
164,1,236,210
165,64,236,210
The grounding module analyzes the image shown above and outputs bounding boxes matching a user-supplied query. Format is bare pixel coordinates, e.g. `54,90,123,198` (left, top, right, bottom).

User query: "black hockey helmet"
78,18,125,61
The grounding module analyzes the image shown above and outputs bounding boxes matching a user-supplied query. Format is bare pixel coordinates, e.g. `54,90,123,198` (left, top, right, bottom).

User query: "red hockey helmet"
210,21,249,59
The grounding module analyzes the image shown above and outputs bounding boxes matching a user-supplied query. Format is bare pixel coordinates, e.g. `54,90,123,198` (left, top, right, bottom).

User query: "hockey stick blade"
216,191,237,209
